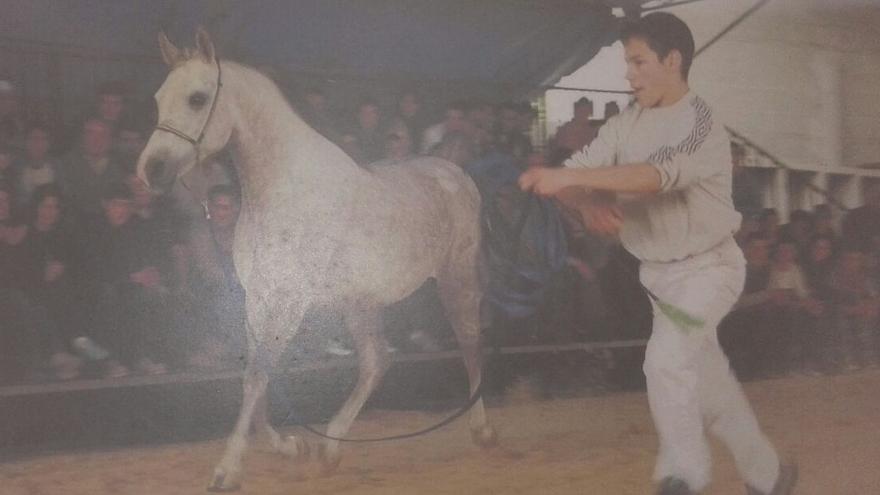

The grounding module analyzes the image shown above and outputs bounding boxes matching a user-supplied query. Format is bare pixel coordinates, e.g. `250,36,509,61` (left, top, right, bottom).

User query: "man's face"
119,130,146,156
25,129,50,161
745,239,770,267
399,94,419,118
83,120,112,158
358,104,380,131
103,198,133,226
445,109,467,133
573,104,592,123
624,37,681,108
36,195,61,227
99,94,124,122
208,195,239,229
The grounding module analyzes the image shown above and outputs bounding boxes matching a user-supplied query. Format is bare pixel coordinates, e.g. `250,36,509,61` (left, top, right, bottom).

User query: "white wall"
670,0,880,169
547,0,880,169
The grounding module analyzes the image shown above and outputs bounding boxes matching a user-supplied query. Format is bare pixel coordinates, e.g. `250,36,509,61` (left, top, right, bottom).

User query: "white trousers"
640,238,779,493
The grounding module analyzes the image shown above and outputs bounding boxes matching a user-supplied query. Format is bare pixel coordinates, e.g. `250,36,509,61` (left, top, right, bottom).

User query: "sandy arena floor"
2,370,879,495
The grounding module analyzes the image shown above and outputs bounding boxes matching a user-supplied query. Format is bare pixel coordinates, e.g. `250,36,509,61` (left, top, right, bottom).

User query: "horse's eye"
189,92,208,109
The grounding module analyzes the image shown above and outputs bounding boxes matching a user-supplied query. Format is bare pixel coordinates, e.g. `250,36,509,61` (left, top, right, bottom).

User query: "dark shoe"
746,463,798,495
658,477,698,495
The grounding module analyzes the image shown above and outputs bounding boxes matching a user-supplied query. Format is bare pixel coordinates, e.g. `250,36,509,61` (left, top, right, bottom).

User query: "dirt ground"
2,370,879,495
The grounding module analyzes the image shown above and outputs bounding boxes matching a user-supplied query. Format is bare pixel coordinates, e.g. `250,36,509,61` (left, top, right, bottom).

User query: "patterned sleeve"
647,95,730,193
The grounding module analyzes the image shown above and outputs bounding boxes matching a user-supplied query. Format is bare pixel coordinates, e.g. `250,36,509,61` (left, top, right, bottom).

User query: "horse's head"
137,28,232,193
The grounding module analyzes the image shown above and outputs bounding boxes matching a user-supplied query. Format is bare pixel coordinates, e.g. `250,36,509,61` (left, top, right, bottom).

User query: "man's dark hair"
574,97,593,109
208,184,240,203
621,12,695,80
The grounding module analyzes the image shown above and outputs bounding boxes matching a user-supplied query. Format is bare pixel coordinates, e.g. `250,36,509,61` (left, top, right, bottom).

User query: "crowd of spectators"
2,73,878,388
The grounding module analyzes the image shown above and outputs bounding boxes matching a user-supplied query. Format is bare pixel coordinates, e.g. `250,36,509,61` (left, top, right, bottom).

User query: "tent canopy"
1,0,629,123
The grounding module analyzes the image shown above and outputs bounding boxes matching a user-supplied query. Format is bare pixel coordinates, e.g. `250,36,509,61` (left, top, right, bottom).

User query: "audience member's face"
745,239,770,267
83,120,112,158
840,251,864,274
126,175,153,208
118,130,146,156
445,109,467,133
624,37,681,108
398,94,419,118
384,124,412,161
773,243,797,265
0,191,10,221
99,93,124,122
573,104,592,123
357,104,380,131
25,129,50,162
103,198,133,226
209,194,239,229
36,195,61,228
305,92,325,113
809,238,832,262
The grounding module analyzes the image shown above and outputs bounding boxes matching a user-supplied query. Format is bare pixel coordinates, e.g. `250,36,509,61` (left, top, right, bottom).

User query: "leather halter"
153,59,223,163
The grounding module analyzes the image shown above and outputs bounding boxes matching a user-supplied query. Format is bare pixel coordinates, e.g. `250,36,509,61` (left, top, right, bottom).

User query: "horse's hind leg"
253,387,310,460
437,260,498,448
318,302,390,474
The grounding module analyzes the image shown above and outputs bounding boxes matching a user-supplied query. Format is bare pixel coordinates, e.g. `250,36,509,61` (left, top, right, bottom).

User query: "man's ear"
664,49,683,74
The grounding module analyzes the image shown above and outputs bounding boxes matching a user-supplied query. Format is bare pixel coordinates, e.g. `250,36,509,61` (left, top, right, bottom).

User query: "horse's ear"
195,26,216,64
158,32,182,67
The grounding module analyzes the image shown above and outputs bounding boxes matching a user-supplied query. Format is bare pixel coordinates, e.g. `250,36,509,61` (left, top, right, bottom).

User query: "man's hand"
583,204,623,237
519,166,577,197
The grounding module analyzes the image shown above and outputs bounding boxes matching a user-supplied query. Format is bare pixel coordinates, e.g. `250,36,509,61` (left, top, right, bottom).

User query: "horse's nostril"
148,158,166,182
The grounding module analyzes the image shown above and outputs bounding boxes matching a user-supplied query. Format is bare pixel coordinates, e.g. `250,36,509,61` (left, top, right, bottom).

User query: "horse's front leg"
318,303,390,474
209,364,268,492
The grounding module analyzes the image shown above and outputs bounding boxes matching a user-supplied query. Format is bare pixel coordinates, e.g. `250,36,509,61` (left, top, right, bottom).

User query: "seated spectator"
758,207,781,246
780,209,813,261
830,246,879,370
95,80,129,137
16,123,58,204
116,116,148,167
184,184,246,368
171,154,234,224
83,183,176,377
421,100,469,154
465,99,496,135
60,117,126,222
0,145,18,185
395,90,429,147
842,181,880,253
0,80,24,149
766,238,824,373
494,102,533,162
550,97,597,164
731,142,763,219
802,235,836,373
381,118,415,163
341,97,384,164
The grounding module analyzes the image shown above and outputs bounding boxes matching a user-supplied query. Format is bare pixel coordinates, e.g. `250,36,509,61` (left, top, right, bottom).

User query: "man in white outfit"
519,12,796,495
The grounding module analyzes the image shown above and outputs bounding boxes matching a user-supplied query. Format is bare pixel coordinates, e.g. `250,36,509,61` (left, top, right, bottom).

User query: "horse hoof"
471,425,499,449
279,435,310,461
207,470,241,492
317,444,342,476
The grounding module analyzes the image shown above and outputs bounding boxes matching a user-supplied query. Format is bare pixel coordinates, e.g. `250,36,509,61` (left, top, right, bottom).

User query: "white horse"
137,29,497,491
